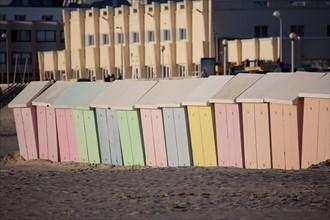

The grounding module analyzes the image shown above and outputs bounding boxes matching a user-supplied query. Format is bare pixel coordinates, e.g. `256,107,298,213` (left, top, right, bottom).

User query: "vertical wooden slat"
74,110,89,163
117,111,134,166
55,109,70,162
141,109,156,166
83,110,100,164
13,108,28,160
174,108,192,166
46,107,59,162
37,106,48,160
255,103,271,169
151,109,167,167
283,105,300,169
231,104,244,168
21,107,38,160
107,109,123,166
317,98,330,163
127,110,145,166
96,108,111,164
242,103,257,169
199,106,217,167
188,106,204,166
270,103,286,169
215,104,229,167
163,108,178,166
301,98,319,168
227,104,236,167
66,109,78,162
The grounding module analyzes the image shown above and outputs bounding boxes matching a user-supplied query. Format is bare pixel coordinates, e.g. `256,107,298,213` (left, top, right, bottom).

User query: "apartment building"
38,0,330,81
0,6,65,82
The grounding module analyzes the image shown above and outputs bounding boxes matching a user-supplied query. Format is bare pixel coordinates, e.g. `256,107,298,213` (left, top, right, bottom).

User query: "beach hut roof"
264,72,327,105
298,73,330,99
51,82,110,110
93,80,158,110
8,81,53,108
182,76,233,106
209,73,264,104
236,72,293,103
135,78,205,109
32,81,73,107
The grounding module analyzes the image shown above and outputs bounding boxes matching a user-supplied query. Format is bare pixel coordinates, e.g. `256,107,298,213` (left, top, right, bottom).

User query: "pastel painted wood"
242,103,257,169
210,74,263,169
66,110,79,162
83,110,100,164
37,106,48,160
182,76,233,167
9,81,52,160
299,73,330,168
55,109,70,162
46,107,58,162
96,109,111,164
74,110,89,163
106,109,123,166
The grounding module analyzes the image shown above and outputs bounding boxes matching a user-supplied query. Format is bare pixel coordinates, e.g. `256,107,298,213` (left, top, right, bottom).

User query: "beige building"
38,0,212,81
38,0,330,81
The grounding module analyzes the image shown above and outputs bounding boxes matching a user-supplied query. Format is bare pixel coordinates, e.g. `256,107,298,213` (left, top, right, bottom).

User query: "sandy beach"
0,105,329,219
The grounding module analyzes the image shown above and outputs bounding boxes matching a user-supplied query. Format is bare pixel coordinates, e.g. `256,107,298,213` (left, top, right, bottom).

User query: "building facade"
0,6,65,82
38,0,330,81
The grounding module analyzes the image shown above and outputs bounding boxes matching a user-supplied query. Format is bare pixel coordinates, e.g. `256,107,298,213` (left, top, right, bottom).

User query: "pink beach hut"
236,73,293,169
8,81,52,160
182,76,233,167
209,74,264,168
264,72,326,170
32,82,73,162
135,78,204,167
298,73,329,168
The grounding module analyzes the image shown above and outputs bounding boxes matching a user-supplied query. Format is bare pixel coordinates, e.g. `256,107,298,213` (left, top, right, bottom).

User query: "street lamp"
222,39,228,75
160,45,165,79
289,32,296,73
116,26,123,78
1,33,9,86
273,10,283,62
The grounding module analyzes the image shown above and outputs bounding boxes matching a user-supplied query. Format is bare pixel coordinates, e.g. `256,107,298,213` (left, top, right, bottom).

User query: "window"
103,11,107,16
118,10,122,15
164,29,170,41
12,52,31,64
194,64,201,76
164,6,168,11
42,15,53,21
290,1,306,7
11,30,31,42
60,31,65,43
290,25,304,37
254,26,268,37
180,4,185,9
88,12,92,17
148,7,153,12
0,14,6,21
147,66,154,79
133,9,137,13
178,65,186,77
179,28,187,40
253,1,269,7
101,34,109,45
148,31,155,42
0,30,6,42
132,32,139,43
14,15,26,21
328,25,330,37
36,30,56,42
87,35,94,46
117,33,124,44
0,52,6,64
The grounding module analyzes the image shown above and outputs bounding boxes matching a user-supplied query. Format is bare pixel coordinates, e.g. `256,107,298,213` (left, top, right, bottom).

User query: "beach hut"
236,73,293,169
182,76,233,167
135,78,204,167
264,72,326,170
32,82,73,162
51,82,110,164
299,73,329,168
209,74,264,168
91,80,158,166
8,81,53,160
